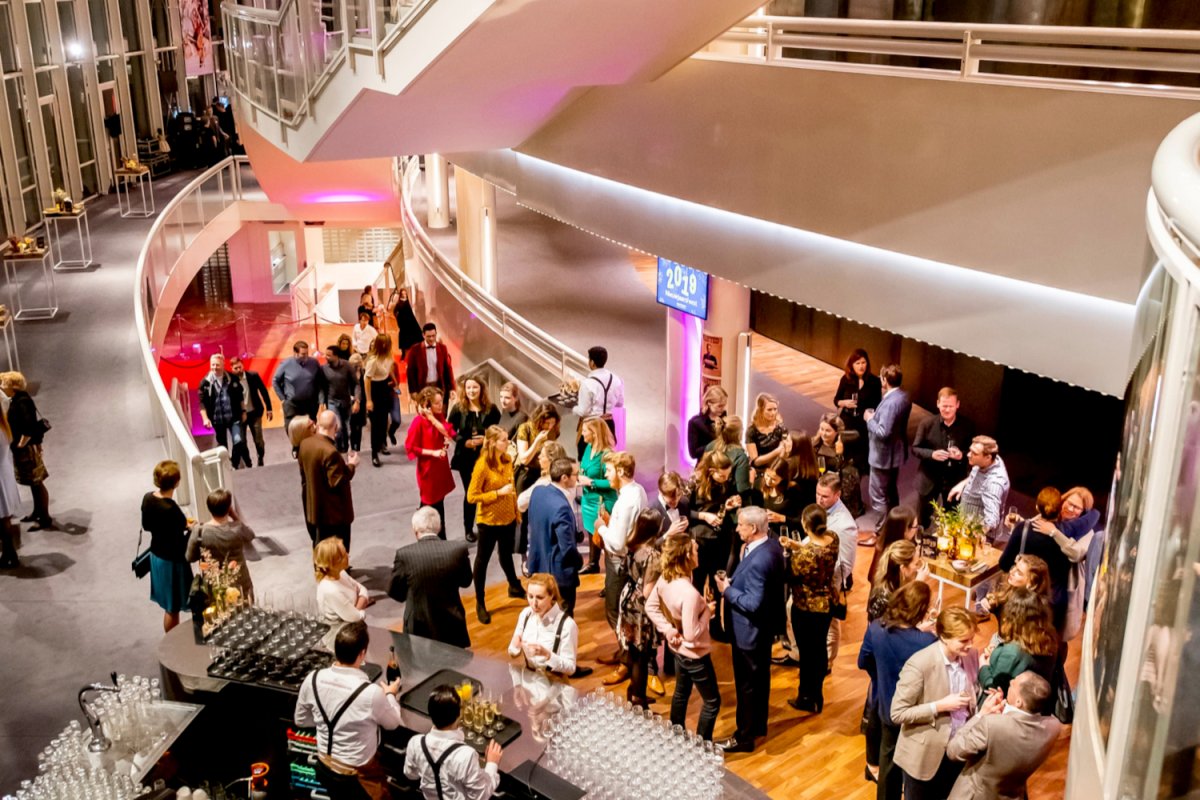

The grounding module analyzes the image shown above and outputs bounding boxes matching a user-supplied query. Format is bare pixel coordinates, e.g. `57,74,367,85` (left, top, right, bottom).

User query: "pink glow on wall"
299,191,386,204
679,309,702,469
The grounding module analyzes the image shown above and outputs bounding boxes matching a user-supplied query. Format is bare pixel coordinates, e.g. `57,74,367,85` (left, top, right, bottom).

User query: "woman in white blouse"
508,574,579,677
314,536,370,624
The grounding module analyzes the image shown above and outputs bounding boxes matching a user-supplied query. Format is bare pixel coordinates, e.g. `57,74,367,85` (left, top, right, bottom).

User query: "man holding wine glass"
911,387,976,530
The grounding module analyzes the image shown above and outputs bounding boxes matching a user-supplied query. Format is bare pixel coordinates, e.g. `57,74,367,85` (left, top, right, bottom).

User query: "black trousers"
455,465,478,538
625,643,653,706
877,721,902,800
902,754,963,800
672,652,721,741
692,534,727,601
731,639,773,741
473,522,521,603
791,608,832,706
862,694,881,769
425,500,446,540
245,412,266,460
561,585,577,617
367,383,392,456
307,522,351,553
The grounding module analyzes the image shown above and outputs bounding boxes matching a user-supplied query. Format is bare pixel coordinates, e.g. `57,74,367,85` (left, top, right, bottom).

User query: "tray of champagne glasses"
401,669,522,753
205,607,333,691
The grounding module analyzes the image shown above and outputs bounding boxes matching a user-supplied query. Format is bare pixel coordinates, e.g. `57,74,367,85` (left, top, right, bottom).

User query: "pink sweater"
646,576,712,659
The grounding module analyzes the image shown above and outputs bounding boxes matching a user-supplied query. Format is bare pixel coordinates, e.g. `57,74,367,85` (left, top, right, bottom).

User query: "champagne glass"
816,455,826,475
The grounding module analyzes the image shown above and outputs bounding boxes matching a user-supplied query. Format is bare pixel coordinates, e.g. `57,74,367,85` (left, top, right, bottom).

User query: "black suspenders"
311,669,372,756
519,608,569,670
419,738,467,800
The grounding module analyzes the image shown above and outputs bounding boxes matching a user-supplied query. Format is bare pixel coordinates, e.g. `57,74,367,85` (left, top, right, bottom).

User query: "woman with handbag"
780,503,841,714
578,417,617,575
141,460,193,632
1,371,52,530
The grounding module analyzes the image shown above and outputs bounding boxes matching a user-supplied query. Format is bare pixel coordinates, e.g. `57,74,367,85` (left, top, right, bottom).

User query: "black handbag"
132,528,151,579
1054,666,1075,724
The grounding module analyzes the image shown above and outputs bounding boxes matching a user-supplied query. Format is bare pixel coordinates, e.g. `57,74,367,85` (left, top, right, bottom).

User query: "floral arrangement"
197,547,242,635
6,235,36,253
123,157,143,171
52,188,73,212
930,501,987,563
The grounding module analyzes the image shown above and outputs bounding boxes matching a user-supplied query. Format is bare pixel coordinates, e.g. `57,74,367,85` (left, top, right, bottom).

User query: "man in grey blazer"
946,672,1062,800
865,363,912,526
892,607,981,800
388,506,473,648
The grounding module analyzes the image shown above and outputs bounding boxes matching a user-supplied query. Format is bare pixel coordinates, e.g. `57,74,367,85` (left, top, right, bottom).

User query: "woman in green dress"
577,417,617,575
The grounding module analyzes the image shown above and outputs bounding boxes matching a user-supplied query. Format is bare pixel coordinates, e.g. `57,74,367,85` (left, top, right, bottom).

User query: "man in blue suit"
865,363,913,527
715,506,785,754
527,458,584,615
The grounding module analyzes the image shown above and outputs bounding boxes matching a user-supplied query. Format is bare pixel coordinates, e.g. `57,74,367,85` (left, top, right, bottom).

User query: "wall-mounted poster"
702,333,722,395
181,0,215,76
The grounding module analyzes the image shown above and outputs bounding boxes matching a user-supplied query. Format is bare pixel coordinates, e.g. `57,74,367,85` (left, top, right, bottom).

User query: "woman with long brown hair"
467,425,523,624
704,415,751,496
869,506,921,585
364,333,402,467
978,587,1058,694
687,450,739,597
617,508,664,708
515,401,561,556
449,374,499,543
833,348,881,501
782,430,820,507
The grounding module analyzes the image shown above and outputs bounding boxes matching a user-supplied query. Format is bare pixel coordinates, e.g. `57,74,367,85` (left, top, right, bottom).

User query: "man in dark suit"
865,363,913,526
388,506,473,648
715,506,785,754
198,353,245,460
229,356,272,467
405,322,456,397
298,409,359,551
911,386,974,529
527,458,583,615
646,471,691,541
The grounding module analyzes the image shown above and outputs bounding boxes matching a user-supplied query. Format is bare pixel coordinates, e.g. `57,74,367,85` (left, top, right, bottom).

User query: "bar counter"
158,623,769,799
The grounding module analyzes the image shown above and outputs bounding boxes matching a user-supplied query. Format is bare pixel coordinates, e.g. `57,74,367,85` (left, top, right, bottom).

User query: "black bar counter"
158,624,768,799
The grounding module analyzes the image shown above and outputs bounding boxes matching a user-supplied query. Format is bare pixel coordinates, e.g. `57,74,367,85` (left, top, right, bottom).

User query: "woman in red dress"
405,386,457,538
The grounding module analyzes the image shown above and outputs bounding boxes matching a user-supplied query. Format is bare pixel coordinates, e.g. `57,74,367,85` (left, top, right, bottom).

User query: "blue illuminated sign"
656,258,709,320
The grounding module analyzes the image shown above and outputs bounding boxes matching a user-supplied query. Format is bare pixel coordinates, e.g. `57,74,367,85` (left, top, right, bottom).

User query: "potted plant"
929,501,987,565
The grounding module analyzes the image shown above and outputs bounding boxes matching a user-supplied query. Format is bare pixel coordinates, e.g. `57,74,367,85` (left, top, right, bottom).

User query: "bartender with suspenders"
294,621,403,800
507,574,580,677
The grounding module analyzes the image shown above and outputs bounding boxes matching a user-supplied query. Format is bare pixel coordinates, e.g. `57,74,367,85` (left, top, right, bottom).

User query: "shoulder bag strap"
1019,521,1030,556
421,738,468,800
136,527,145,557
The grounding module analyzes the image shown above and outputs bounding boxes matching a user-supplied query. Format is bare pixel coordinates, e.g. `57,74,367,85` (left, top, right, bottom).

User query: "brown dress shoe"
647,675,666,696
601,665,630,685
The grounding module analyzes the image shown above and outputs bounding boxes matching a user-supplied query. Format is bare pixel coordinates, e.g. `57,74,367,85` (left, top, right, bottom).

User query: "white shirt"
403,727,500,800
516,475,552,514
507,604,579,675
317,572,369,623
932,646,972,735
294,665,403,766
425,344,439,380
658,493,681,526
596,481,647,557
352,323,377,355
825,499,858,586
572,368,624,419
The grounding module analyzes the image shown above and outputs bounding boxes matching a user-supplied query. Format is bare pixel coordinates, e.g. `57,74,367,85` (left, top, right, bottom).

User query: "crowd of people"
153,320,1099,800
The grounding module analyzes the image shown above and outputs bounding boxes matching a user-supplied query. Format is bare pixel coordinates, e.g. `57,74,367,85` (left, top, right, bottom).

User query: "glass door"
39,95,66,196
66,65,98,196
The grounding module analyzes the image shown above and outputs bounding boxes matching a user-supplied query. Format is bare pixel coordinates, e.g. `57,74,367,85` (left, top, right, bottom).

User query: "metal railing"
705,16,1200,99
397,157,588,382
221,0,437,141
134,157,250,517
1151,112,1200,264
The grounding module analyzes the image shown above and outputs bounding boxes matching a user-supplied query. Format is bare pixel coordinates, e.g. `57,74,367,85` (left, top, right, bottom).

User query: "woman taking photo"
313,536,369,624
142,460,193,632
449,375,500,544
704,415,751,497
687,450,739,597
186,488,255,598
746,393,788,469
687,386,728,460
858,581,938,798
364,333,402,467
3,372,52,529
467,425,524,624
869,507,921,585
780,504,841,713
834,348,881,493
646,532,721,741
978,587,1058,694
578,417,617,575
617,509,664,708
405,386,457,536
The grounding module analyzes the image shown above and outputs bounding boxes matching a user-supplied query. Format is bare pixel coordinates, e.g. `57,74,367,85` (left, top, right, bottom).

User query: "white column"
479,186,498,295
704,277,752,417
426,153,450,229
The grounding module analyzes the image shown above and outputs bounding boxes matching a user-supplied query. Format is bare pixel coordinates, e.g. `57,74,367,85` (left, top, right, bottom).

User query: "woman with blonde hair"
704,415,751,496
746,393,788,469
687,385,728,460
449,374,499,543
868,539,929,623
646,532,721,740
508,573,580,676
364,333,402,467
1,371,51,529
467,425,523,624
578,416,617,574
314,536,369,624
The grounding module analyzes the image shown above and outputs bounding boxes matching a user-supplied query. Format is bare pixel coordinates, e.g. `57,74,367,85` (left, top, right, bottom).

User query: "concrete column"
426,154,451,229
662,276,752,473
453,167,497,290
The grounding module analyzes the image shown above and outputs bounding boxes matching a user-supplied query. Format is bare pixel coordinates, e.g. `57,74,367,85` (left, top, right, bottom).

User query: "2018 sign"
656,257,709,319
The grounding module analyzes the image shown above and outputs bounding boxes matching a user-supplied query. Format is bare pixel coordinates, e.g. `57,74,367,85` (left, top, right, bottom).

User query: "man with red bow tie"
406,322,456,398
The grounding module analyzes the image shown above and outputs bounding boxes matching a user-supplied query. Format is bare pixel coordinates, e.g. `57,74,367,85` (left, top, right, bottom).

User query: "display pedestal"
4,248,57,320
45,205,93,271
0,311,19,370
116,167,155,218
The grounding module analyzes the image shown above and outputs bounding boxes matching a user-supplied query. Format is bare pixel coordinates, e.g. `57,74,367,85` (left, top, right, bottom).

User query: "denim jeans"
671,652,721,741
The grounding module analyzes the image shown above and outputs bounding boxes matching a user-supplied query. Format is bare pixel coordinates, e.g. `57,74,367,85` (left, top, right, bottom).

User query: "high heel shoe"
864,766,878,784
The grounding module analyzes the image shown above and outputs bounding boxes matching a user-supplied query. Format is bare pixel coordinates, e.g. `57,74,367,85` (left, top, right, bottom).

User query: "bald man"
298,409,359,551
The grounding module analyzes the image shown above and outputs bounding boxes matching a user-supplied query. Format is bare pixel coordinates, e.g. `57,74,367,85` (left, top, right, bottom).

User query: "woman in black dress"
833,348,881,504
142,460,193,632
2,372,52,529
686,385,727,461
687,450,739,598
448,374,500,544
392,287,424,354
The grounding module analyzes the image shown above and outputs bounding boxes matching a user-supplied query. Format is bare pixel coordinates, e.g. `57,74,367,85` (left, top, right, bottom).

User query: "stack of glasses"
5,676,170,800
206,606,331,690
540,690,724,800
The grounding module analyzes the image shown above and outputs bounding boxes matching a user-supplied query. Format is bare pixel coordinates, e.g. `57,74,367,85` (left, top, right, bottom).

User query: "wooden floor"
459,549,1077,799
